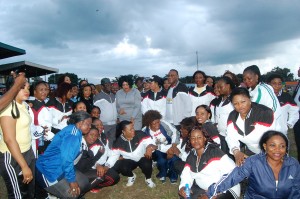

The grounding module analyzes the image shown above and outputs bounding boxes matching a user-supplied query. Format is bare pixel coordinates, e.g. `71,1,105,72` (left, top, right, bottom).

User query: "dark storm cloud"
1,0,300,82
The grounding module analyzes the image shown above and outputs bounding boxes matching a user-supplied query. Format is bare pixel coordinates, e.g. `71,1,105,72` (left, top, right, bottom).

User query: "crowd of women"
0,65,299,199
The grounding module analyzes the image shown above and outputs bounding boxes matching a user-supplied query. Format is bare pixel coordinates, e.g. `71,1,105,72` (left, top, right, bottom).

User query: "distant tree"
262,67,294,82
48,73,79,84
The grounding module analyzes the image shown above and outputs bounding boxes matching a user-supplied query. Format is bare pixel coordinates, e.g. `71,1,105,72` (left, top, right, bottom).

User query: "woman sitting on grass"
76,125,119,193
203,130,300,199
105,120,157,188
178,125,240,199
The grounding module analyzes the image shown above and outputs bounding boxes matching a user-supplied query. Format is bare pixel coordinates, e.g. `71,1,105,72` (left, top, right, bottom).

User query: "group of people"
0,65,299,199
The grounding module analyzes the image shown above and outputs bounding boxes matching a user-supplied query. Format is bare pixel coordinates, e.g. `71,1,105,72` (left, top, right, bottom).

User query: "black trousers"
112,157,153,179
0,149,35,199
293,119,300,161
83,168,120,189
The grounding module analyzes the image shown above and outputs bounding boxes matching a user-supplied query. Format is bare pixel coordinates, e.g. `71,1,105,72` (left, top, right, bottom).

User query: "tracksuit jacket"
141,89,167,119
36,125,82,183
249,83,282,132
189,84,215,116
167,82,192,125
93,91,117,125
226,102,275,155
179,143,240,198
105,131,155,168
206,153,300,199
277,89,299,134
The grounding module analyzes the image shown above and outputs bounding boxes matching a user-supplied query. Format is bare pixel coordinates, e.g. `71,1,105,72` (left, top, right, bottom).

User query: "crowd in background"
0,65,299,199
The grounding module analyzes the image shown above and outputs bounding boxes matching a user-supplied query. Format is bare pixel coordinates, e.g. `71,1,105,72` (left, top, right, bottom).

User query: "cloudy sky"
1,0,300,83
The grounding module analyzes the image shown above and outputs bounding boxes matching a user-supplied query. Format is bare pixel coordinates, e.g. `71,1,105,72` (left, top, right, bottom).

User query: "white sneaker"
145,178,156,188
126,173,136,186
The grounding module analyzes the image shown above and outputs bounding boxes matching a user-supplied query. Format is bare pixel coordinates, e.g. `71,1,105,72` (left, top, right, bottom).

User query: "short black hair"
192,70,207,81
259,130,289,152
230,87,251,102
68,111,91,124
218,76,236,90
116,120,132,139
266,74,283,83
169,69,179,75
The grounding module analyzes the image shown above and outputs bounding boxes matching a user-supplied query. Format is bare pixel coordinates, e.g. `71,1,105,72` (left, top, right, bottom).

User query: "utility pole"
196,51,199,70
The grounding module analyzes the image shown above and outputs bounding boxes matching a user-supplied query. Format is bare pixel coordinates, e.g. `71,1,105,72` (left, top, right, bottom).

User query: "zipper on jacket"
128,140,132,152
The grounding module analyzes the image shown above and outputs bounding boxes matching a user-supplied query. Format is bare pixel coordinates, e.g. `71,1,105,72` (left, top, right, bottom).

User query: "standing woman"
46,82,73,134
243,65,282,131
211,76,235,153
77,84,93,113
0,81,35,198
226,87,275,166
204,131,300,199
36,111,92,198
189,71,215,116
116,75,142,130
28,81,53,157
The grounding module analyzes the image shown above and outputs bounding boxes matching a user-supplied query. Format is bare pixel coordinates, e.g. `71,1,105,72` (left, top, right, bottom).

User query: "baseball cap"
101,78,111,85
149,75,162,86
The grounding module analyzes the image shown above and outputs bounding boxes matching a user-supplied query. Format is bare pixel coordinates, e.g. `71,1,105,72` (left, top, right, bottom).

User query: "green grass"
0,130,298,199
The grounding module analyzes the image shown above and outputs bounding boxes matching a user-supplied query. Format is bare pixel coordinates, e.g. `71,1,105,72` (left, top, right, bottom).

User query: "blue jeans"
153,150,179,180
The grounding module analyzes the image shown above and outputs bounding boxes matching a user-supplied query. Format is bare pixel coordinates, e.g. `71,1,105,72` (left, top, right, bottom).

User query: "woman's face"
180,126,189,139
79,118,92,135
93,119,104,134
163,79,170,90
91,108,100,118
34,83,48,101
149,119,160,132
85,129,99,145
150,81,158,91
122,82,131,92
83,86,92,98
195,107,210,124
75,102,87,112
194,73,205,87
214,82,220,96
123,123,135,140
263,135,287,162
218,80,230,96
16,82,30,103
243,71,258,89
232,94,252,117
143,81,150,90
64,76,71,84
91,85,97,95
66,90,73,100
206,77,214,87
269,78,282,95
190,129,206,150
72,86,78,97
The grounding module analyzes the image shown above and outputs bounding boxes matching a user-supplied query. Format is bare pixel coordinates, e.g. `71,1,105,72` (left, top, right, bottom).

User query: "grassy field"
0,130,298,199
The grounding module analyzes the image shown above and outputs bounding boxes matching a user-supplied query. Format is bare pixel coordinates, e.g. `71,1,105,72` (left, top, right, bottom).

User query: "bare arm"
0,73,26,111
0,116,33,183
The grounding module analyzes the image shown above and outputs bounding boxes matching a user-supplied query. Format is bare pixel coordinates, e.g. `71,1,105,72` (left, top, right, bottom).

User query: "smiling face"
149,119,160,132
232,94,252,119
64,76,71,84
263,135,287,162
218,80,230,96
16,82,30,103
83,86,92,98
190,129,206,150
195,106,210,124
205,77,214,87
